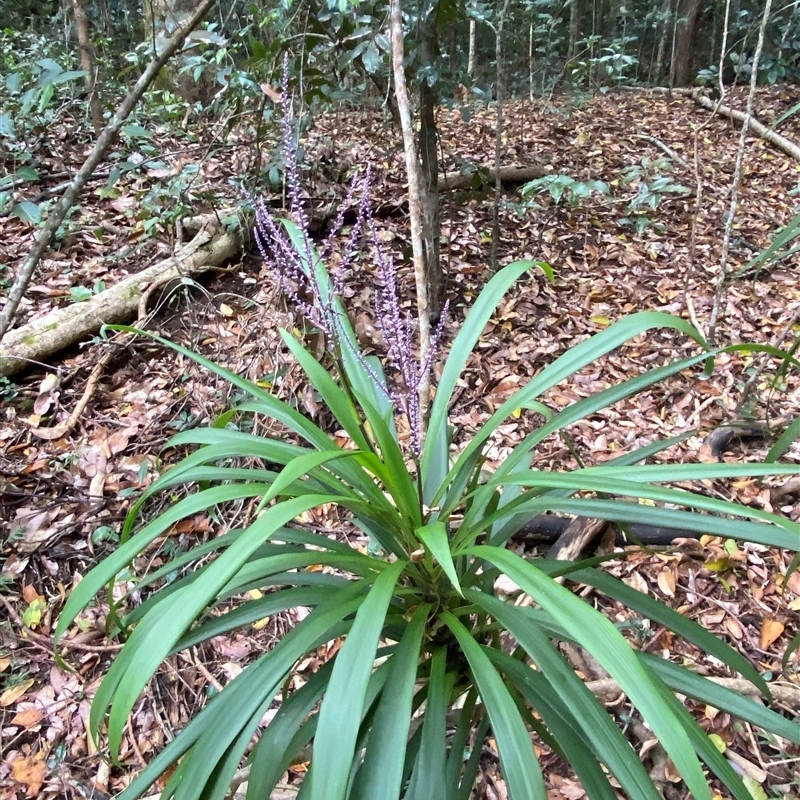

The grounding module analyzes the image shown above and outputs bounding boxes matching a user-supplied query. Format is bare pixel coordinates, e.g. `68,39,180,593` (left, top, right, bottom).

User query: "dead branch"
689,89,800,162
547,516,608,561
439,164,546,192
0,0,217,342
586,675,800,708
633,134,691,170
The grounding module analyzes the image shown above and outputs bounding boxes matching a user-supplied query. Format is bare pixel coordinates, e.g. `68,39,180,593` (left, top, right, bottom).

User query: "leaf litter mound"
1,87,799,799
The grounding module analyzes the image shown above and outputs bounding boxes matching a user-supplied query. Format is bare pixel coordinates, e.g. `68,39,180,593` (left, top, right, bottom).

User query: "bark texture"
0,221,241,377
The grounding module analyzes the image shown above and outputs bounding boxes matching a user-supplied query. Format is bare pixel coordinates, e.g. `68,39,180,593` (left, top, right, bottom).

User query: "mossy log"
0,220,241,377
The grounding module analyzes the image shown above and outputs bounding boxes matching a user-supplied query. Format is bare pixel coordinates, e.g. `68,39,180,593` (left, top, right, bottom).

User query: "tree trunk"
390,0,432,413
672,0,703,86
528,21,534,100
71,0,104,134
653,0,673,83
568,0,582,59
491,0,511,270
468,18,477,78
417,3,443,317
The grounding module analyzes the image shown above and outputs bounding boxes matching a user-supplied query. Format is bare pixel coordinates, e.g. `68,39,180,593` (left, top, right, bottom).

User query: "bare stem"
390,0,432,423
706,0,773,345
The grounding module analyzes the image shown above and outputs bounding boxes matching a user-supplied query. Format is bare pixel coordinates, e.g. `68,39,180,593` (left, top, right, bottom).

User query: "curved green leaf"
351,605,429,800
488,649,620,800
642,654,800,743
569,566,770,696
310,559,405,800
56,483,274,641
417,521,462,595
422,260,538,501
469,546,711,800
118,580,367,799
94,494,346,757
467,588,662,800
404,648,453,800
442,312,708,507
442,611,546,800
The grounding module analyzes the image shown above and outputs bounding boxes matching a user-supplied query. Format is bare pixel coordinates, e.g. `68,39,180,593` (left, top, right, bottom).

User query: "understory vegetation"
1,1,799,799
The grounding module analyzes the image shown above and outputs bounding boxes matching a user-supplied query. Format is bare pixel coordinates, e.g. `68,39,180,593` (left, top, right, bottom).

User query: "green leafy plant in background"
617,156,691,233
521,173,611,208
522,156,690,234
56,80,800,800
0,32,88,225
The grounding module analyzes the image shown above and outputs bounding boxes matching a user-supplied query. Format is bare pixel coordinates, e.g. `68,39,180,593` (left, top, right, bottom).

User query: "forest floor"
1,86,800,799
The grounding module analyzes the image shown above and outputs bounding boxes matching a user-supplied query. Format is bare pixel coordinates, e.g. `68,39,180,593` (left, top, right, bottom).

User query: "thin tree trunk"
389,0,432,412
0,0,217,343
528,21,534,100
417,4,442,317
568,0,581,59
468,18,477,78
491,0,511,270
707,0,773,344
71,0,104,133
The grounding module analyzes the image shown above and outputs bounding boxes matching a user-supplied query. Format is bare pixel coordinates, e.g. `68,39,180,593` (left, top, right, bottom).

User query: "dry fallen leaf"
10,754,47,796
0,679,35,707
759,618,785,650
11,707,45,728
657,570,675,597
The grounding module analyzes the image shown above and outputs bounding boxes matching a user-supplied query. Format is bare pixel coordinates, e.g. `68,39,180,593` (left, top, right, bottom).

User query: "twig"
0,594,123,653
586,675,800,707
633,134,691,170
707,0,774,345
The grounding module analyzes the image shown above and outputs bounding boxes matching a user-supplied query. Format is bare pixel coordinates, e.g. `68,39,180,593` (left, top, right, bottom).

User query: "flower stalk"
253,58,446,457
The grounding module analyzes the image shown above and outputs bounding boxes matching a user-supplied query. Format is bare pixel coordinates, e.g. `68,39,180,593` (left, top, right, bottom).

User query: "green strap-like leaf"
454,703,492,800
460,349,715,518
456,493,800,553
488,649,620,800
570,567,770,696
642,654,800,743
442,611,546,800
94,494,348,757
468,547,711,800
310,559,406,800
404,648,453,800
118,580,368,799
417,521,462,595
441,312,708,508
467,588,662,800
351,605,429,800
245,662,334,800
281,330,372,450
422,260,538,502
104,325,335,449
56,483,274,641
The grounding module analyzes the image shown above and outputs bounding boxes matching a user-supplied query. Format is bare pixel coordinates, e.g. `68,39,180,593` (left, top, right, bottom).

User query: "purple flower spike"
253,55,447,458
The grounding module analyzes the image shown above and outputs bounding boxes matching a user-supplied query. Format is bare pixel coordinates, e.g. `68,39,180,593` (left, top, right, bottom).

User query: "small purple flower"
254,56,446,457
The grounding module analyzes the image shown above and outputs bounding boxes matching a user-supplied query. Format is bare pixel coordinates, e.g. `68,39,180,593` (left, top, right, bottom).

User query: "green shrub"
56,99,800,800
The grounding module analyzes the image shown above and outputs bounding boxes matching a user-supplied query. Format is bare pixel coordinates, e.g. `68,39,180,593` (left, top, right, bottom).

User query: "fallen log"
513,514,701,549
0,218,242,378
439,164,547,192
688,89,800,162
